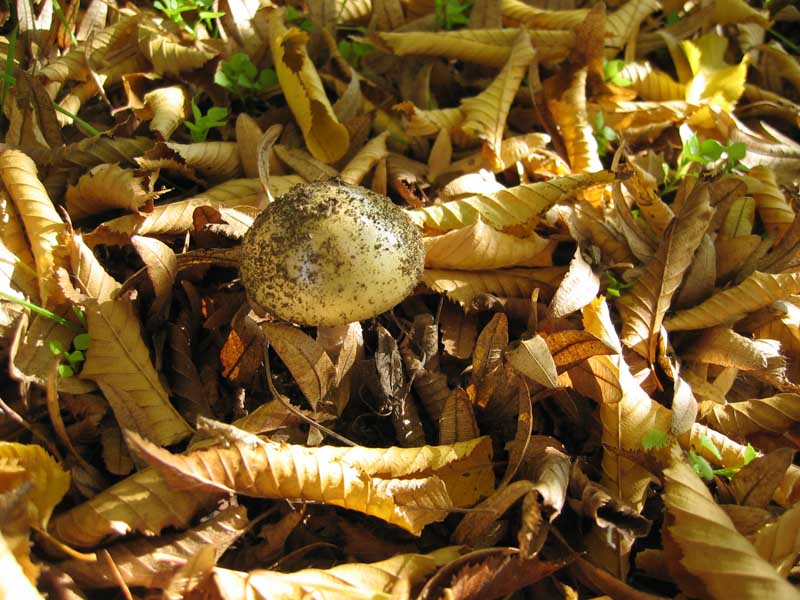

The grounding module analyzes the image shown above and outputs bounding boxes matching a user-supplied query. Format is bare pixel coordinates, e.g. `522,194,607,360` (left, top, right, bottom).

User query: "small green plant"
435,0,471,30
338,38,373,68
592,112,617,156
50,330,90,378
605,271,634,298
214,53,277,99
184,100,228,142
153,0,225,36
688,434,757,481
662,125,749,193
286,5,313,31
641,429,669,450
603,59,632,87
0,292,89,378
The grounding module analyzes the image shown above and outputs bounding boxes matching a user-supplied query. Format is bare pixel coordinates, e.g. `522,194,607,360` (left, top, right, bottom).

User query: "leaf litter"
0,1,800,599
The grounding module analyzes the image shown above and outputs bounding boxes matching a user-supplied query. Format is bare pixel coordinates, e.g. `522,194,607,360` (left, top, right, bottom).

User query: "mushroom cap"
240,179,424,326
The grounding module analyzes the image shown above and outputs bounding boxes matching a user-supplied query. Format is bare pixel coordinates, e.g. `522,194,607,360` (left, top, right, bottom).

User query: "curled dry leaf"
269,9,349,163
65,163,156,220
407,171,614,233
660,445,800,600
0,150,66,307
126,431,495,535
199,546,464,600
424,219,553,270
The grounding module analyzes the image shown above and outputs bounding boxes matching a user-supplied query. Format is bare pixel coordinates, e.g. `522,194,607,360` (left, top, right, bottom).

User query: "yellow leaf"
501,0,587,29
393,102,465,137
0,149,66,307
743,165,794,245
548,68,603,174
60,506,248,589
423,267,566,305
664,271,800,331
127,433,495,535
604,0,661,57
144,85,189,141
80,297,192,446
407,171,614,232
459,31,534,169
505,336,558,388
50,466,219,547
424,220,553,270
137,20,217,77
200,546,464,600
660,446,798,600
269,11,349,163
681,32,748,111
165,142,243,180
340,131,390,185
0,442,70,528
0,530,45,598
751,503,800,577
66,163,157,221
377,28,521,68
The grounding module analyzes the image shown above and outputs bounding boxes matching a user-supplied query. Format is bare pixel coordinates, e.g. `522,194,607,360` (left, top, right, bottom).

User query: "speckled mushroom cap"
240,179,425,326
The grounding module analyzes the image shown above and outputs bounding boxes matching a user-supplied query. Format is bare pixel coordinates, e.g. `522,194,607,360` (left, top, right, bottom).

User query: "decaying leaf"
126,432,494,535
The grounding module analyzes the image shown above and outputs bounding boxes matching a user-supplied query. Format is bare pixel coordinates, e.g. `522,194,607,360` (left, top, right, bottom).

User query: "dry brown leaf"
408,171,614,233
751,503,800,578
423,267,566,305
459,30,534,169
269,10,349,163
263,322,336,410
0,150,66,307
200,546,464,600
730,448,795,509
131,235,177,317
469,312,508,408
65,163,156,221
128,432,494,535
617,183,713,361
665,271,800,331
424,220,553,270
143,85,189,141
80,297,191,446
548,246,600,319
505,335,558,389
548,68,603,174
700,393,800,440
660,445,800,600
60,505,247,589
438,387,480,445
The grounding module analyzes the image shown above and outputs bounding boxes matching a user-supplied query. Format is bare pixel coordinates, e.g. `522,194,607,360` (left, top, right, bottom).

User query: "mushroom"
240,179,425,326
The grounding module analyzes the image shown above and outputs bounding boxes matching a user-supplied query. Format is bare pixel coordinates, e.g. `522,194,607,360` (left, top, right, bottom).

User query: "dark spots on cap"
240,179,425,326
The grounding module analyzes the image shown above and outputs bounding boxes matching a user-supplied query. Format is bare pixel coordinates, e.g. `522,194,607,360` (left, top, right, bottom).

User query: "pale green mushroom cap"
241,180,425,326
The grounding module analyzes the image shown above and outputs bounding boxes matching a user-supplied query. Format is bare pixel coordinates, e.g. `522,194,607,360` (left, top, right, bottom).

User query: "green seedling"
641,429,669,450
435,0,471,30
184,100,228,142
592,112,617,156
688,433,756,481
50,331,90,378
603,59,632,87
286,5,313,31
153,0,225,37
215,53,277,99
338,38,373,68
605,271,634,298
662,125,749,193
0,292,89,378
